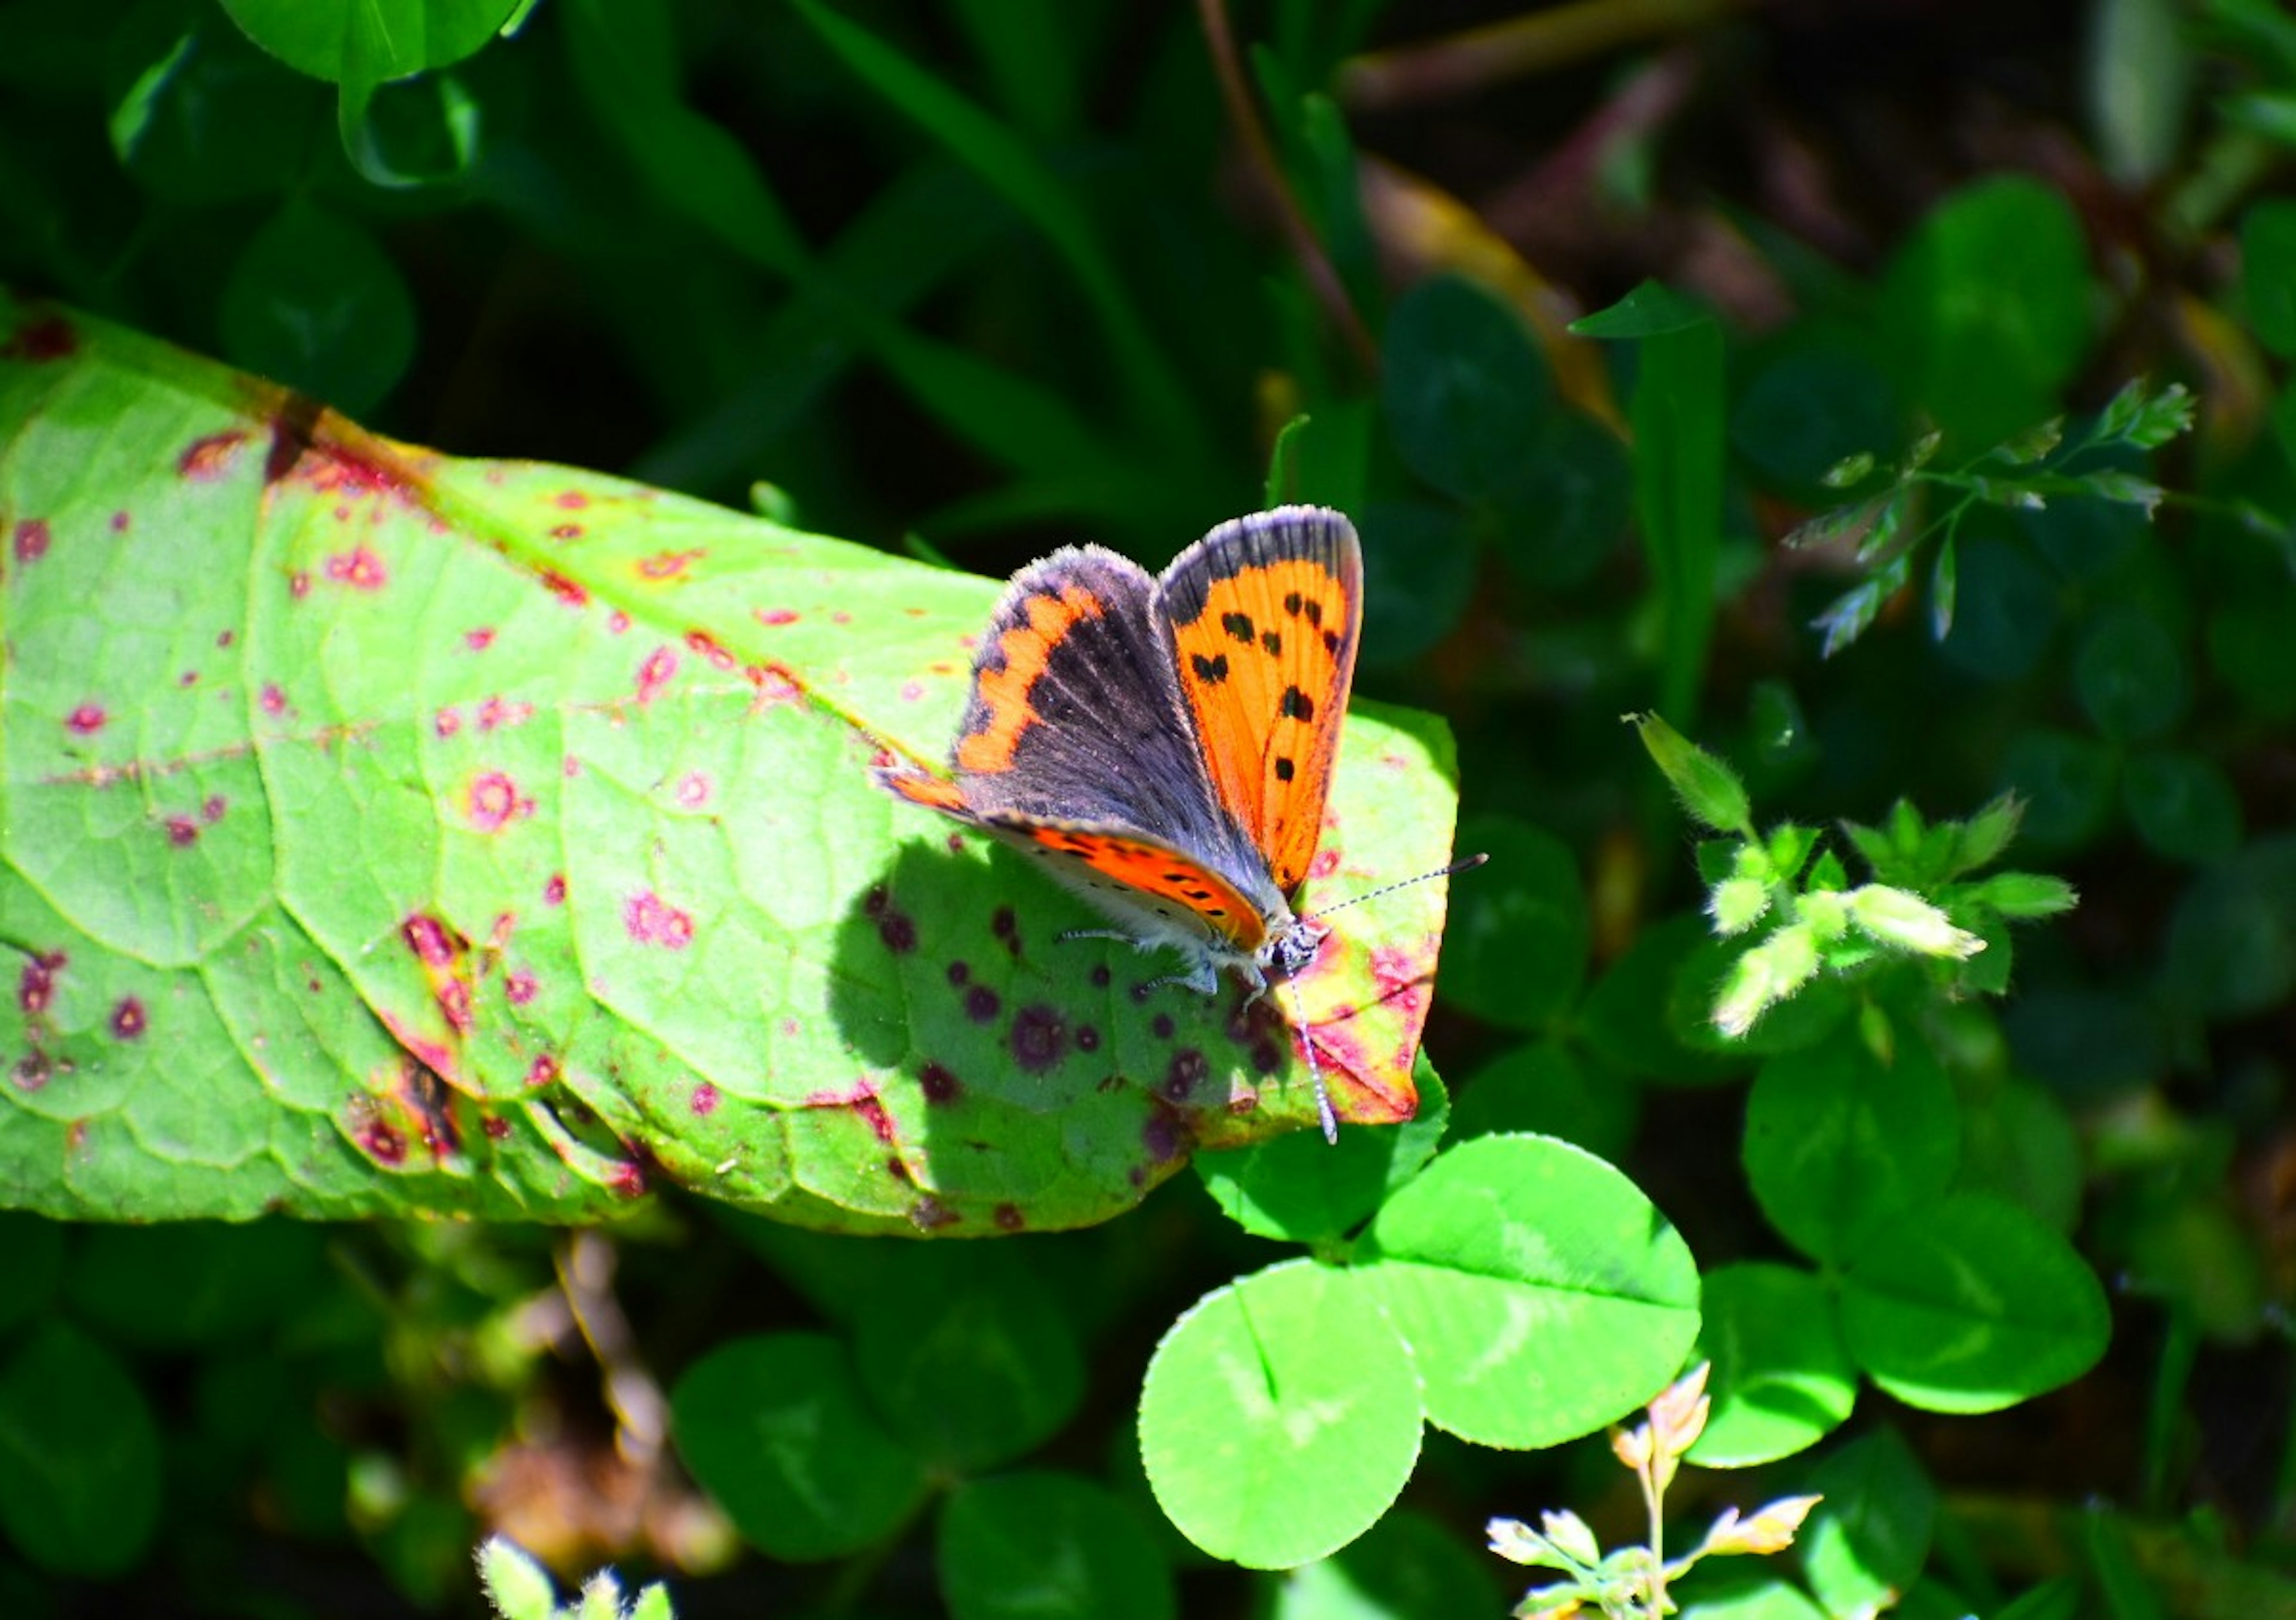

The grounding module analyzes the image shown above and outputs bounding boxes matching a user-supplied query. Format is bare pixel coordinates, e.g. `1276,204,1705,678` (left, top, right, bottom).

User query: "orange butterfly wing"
1157,508,1363,894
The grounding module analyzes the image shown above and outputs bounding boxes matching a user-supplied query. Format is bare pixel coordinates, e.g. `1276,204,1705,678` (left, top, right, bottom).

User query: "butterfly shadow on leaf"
820,833,1395,1231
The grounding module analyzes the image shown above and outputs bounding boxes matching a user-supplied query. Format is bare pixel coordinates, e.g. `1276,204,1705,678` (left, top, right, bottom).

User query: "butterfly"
878,505,1366,1139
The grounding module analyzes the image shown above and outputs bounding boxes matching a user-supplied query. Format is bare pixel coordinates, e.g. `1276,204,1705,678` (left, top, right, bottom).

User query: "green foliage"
1791,377,2197,658
6,0,2296,1615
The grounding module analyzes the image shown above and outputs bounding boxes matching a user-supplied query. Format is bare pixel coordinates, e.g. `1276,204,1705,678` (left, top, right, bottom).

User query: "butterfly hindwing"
1156,508,1363,894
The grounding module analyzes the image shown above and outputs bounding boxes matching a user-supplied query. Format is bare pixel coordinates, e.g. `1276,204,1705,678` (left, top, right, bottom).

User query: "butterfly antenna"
1287,853,1485,1145
1300,852,1489,924
1285,978,1339,1144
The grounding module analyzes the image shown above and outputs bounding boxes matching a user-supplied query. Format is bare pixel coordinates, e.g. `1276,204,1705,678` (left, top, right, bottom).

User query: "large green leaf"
0,296,1464,1232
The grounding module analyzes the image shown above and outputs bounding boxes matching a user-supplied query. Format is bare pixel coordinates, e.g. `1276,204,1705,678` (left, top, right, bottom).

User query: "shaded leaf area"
0,295,1462,1232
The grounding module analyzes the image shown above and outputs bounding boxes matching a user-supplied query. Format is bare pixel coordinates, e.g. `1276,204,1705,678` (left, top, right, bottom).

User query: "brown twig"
1338,0,1748,113
1195,0,1381,374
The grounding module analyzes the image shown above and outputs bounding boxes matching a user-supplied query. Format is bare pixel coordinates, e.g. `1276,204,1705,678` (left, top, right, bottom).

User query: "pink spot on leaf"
465,628,496,651
164,815,199,847
475,696,532,732
541,571,588,607
325,546,388,591
757,608,799,627
216,629,235,647
674,772,711,809
202,796,225,823
623,892,694,949
554,491,589,510
289,571,311,599
505,970,538,1005
259,684,288,716
435,707,463,738
607,610,631,634
636,647,677,704
637,548,702,579
544,873,566,906
19,952,65,1015
685,630,734,671
466,771,533,833
526,1054,560,1088
403,915,456,967
65,704,105,735
438,982,472,1032
111,511,129,532
12,519,48,563
692,1082,720,1116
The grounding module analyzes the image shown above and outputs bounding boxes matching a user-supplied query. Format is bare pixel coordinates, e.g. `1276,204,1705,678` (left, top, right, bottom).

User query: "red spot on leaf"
638,548,702,579
610,1159,649,1199
12,519,48,564
748,664,801,707
540,571,588,608
3,313,77,361
289,571,311,599
19,952,65,1015
505,970,538,1005
202,796,225,823
758,608,799,627
1309,848,1342,881
692,1082,720,1116
993,1203,1024,1231
403,915,456,967
544,873,567,906
179,431,249,482
438,982,472,1032
164,815,199,847
483,1114,512,1139
217,628,235,647
854,1095,896,1144
65,704,105,735
674,772,710,809
1162,1048,1208,1101
178,671,198,687
259,684,288,716
12,1053,50,1092
919,1062,963,1102
636,647,678,704
685,630,735,671
325,546,388,591
111,511,129,532
555,491,589,510
623,892,694,949
465,627,496,651
526,1054,560,1088
607,610,631,634
361,1120,408,1165
435,707,463,738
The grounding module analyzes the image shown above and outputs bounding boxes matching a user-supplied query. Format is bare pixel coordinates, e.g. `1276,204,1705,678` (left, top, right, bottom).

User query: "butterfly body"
880,508,1363,1116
